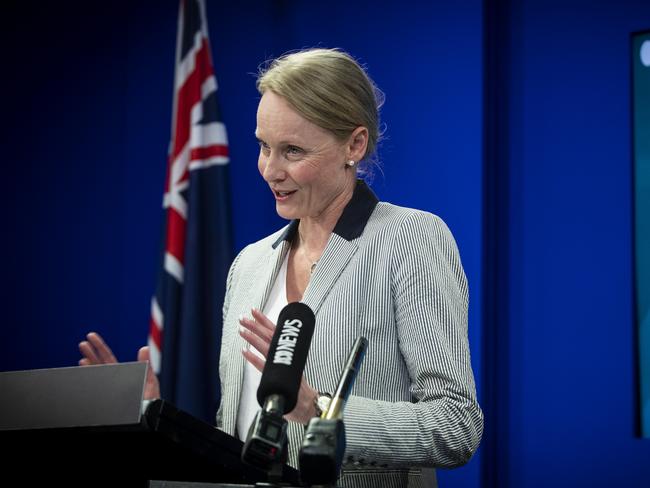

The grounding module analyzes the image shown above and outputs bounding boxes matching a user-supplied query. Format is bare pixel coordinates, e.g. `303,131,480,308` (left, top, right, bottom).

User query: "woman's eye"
286,146,303,156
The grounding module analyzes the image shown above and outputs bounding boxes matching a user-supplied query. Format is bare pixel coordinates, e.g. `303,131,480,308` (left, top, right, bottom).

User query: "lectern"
0,362,299,487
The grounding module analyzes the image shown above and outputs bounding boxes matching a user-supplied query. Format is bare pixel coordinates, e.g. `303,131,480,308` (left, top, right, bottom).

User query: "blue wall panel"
499,1,650,486
0,2,134,368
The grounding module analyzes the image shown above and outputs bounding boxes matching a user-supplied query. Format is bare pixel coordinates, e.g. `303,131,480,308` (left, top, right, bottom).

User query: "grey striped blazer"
217,181,483,488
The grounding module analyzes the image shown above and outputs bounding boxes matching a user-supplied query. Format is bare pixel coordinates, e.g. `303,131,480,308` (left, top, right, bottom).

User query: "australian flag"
148,0,232,423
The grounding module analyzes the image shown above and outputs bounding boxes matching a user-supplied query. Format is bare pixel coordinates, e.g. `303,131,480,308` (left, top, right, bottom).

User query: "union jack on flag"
148,0,232,422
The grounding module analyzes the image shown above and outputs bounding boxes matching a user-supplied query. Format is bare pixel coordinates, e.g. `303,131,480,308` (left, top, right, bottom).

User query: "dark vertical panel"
631,29,650,439
122,0,176,356
0,1,131,370
482,0,511,486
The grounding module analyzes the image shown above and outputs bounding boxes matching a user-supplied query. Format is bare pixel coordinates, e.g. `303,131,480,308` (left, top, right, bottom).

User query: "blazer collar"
271,179,379,248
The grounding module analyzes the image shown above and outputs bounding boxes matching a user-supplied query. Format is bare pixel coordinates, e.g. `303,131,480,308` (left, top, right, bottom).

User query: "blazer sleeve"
341,211,483,468
215,245,247,430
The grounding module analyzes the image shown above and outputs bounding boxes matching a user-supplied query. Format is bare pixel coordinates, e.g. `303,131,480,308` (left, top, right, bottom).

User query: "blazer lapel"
222,238,291,436
252,239,292,311
302,234,358,315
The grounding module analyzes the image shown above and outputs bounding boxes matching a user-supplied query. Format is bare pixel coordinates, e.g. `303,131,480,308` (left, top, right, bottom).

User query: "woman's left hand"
239,308,318,425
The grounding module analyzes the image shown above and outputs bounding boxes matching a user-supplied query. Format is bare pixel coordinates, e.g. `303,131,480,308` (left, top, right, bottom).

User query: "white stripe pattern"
201,76,217,100
151,296,164,331
164,251,184,283
148,335,162,375
148,297,163,374
175,31,204,90
188,156,229,171
190,121,228,148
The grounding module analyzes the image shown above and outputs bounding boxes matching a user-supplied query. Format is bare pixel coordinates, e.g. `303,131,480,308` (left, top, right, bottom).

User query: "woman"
80,48,483,487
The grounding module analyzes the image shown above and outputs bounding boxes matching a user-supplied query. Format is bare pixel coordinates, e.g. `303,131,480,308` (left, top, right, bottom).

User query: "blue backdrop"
1,0,649,487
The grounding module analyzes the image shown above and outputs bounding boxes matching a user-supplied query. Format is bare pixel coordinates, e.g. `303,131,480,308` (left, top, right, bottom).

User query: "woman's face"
256,91,355,222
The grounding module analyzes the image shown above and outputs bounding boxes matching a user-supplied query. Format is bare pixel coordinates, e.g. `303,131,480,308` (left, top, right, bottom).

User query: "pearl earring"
347,160,355,167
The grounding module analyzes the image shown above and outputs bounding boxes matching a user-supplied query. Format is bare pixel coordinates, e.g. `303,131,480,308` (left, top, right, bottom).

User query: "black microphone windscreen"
257,302,316,413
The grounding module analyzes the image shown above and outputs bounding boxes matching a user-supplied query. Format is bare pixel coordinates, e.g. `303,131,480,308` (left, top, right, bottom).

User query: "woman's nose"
261,151,286,182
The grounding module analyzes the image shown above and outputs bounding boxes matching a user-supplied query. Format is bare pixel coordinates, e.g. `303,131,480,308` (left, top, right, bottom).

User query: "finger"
86,332,118,363
137,346,150,363
79,358,90,366
239,326,271,357
239,316,274,344
242,348,265,373
250,308,276,334
78,341,101,364
137,346,161,399
240,313,275,342
137,346,155,376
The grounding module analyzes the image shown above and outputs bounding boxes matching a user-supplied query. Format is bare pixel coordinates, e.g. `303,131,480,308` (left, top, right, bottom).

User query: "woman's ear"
347,126,369,162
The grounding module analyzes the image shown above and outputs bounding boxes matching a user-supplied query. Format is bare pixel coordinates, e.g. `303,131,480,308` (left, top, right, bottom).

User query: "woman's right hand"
78,332,161,400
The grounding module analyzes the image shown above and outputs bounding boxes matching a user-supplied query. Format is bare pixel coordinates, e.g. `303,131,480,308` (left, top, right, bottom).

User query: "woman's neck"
297,180,355,253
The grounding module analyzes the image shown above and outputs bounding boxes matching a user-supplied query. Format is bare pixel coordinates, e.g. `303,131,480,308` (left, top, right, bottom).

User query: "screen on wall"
634,30,650,438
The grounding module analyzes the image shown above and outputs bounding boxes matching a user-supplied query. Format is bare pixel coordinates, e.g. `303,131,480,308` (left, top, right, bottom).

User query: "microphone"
242,302,316,474
299,336,368,486
256,301,316,413
323,336,368,420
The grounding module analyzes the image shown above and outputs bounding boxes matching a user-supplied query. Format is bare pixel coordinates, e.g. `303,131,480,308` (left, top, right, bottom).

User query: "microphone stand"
299,337,368,486
242,394,289,485
299,416,346,486
242,302,317,485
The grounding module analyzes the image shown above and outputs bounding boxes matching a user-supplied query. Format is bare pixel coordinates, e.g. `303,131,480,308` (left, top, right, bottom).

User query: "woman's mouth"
273,189,297,201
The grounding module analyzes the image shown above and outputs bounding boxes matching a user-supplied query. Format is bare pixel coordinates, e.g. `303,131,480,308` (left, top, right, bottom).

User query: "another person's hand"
239,308,318,425
78,332,161,400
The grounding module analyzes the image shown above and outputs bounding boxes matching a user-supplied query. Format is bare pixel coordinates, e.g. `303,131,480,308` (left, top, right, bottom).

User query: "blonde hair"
257,48,384,173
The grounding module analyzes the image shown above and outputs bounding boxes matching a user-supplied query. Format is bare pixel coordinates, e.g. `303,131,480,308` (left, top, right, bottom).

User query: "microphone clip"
242,396,289,480
299,417,346,486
